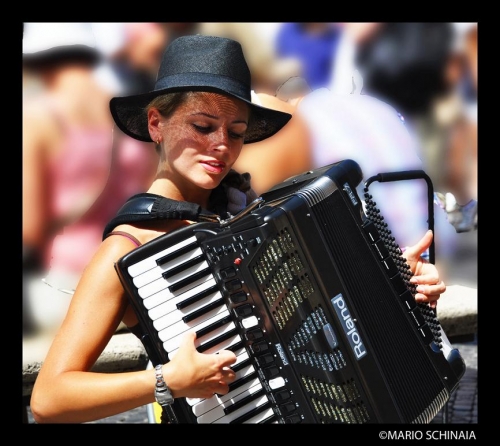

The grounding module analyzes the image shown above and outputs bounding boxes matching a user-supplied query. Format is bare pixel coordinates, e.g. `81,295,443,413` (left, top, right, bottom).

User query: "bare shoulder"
104,221,189,249
255,93,296,114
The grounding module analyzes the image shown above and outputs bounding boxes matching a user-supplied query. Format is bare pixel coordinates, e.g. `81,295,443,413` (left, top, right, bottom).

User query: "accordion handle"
364,170,435,265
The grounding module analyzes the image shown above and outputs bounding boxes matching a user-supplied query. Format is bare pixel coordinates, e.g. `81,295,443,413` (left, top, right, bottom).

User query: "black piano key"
176,284,220,310
182,298,225,323
156,241,199,266
162,254,205,279
224,387,266,415
227,340,245,353
196,314,233,339
229,400,272,424
231,357,252,373
227,371,258,393
168,268,211,292
197,327,239,353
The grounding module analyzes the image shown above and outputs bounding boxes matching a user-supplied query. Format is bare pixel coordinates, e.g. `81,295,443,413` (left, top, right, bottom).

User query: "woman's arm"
30,233,237,423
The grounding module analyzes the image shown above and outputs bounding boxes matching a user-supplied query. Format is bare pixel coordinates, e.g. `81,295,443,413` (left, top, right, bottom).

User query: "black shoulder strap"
102,193,219,240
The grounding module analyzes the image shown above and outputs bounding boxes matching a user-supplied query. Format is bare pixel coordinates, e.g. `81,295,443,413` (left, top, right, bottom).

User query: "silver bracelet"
154,364,174,406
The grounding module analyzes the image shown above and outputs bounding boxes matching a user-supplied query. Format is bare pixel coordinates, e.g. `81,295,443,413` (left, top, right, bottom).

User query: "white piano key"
189,373,260,413
195,320,238,348
161,310,232,350
142,276,216,311
142,286,174,310
167,333,245,364
158,305,230,342
149,289,222,323
163,323,244,359
232,350,249,365
243,407,275,424
127,235,198,277
195,383,264,423
132,247,204,288
138,260,210,299
198,333,244,356
212,394,269,424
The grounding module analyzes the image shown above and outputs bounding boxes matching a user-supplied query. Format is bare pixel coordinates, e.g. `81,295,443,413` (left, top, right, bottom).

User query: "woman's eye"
193,124,211,133
229,131,245,140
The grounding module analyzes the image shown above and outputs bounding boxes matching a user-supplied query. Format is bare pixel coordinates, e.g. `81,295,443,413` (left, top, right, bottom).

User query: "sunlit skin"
30,91,445,424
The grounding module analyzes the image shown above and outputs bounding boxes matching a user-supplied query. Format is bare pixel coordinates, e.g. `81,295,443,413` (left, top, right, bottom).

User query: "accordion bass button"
256,353,275,368
242,315,258,328
224,279,242,292
250,341,269,355
220,266,237,279
230,291,247,304
279,402,297,415
263,366,280,379
285,414,302,424
245,327,263,341
274,389,291,402
235,304,253,317
268,376,285,390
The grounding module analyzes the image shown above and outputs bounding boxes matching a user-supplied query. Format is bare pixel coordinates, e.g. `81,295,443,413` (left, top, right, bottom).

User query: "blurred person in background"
22,23,158,336
92,22,170,95
328,22,477,234
328,22,381,94
274,22,343,90
432,23,477,233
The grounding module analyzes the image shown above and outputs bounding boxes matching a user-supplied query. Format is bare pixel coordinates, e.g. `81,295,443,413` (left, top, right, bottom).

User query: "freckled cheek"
166,126,203,156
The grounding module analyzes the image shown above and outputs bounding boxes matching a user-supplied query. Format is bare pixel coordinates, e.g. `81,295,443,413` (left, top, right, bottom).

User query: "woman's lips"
200,160,225,174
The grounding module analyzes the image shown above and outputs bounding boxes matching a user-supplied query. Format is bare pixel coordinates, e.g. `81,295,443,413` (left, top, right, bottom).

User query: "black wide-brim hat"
109,35,292,144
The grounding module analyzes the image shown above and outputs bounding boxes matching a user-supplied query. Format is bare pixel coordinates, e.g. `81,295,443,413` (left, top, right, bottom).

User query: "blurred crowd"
22,22,477,338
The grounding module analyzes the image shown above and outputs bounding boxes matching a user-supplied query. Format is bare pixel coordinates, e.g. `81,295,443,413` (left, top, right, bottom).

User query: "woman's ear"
147,108,162,142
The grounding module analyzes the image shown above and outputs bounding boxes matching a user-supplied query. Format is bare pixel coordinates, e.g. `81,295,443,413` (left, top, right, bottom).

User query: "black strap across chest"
102,193,220,240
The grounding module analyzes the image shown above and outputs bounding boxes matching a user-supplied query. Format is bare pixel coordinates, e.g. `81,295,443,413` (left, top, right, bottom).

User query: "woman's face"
158,92,249,195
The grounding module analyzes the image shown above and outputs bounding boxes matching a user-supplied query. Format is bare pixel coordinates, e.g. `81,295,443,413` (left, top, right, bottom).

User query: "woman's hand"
164,330,237,400
403,230,446,309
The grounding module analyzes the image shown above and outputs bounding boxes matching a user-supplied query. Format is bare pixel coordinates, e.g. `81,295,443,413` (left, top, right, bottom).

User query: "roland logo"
343,183,358,206
275,343,289,366
331,293,367,360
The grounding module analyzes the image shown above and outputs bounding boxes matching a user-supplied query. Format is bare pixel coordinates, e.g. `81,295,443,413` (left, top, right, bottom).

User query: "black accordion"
115,159,465,424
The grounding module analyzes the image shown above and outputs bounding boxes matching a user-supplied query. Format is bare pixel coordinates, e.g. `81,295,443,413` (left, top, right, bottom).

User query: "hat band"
153,72,251,102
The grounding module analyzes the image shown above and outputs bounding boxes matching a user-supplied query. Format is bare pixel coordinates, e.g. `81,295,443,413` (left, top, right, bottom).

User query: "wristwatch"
154,364,174,406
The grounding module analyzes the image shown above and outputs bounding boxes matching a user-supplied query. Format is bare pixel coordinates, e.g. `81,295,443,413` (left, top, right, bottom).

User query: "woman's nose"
209,127,230,150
